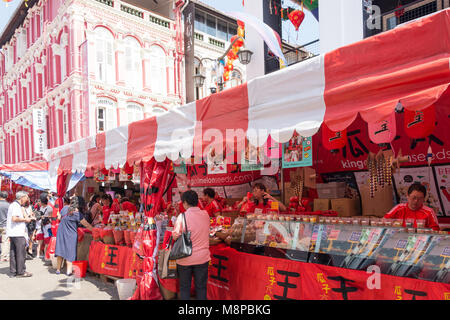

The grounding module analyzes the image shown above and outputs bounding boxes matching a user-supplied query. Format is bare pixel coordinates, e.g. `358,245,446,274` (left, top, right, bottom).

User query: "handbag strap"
182,212,189,233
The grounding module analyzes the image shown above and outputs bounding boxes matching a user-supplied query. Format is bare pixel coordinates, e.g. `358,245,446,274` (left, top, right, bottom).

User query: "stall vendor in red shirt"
101,193,113,224
202,188,222,218
112,194,121,214
239,183,287,215
384,183,440,231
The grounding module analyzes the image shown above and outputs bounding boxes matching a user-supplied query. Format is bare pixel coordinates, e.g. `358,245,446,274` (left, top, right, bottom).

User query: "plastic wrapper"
92,228,102,241
124,230,132,246
113,228,125,245
101,227,115,245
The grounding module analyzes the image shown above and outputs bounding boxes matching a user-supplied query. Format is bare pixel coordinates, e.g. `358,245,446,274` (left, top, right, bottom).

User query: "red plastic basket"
72,260,88,278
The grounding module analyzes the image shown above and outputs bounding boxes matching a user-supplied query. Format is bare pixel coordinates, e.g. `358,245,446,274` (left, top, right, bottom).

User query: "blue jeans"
177,261,209,300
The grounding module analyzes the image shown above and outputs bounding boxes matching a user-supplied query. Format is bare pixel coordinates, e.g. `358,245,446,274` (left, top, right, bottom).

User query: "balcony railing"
265,39,320,73
366,0,449,37
208,38,225,49
95,0,114,7
120,4,144,19
149,14,170,28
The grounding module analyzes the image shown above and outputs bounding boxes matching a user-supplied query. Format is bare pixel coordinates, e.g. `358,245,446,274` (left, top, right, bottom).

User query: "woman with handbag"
172,190,210,300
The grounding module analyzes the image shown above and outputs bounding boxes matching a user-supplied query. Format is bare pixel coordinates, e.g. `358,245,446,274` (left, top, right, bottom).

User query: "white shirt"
6,201,27,238
43,224,52,238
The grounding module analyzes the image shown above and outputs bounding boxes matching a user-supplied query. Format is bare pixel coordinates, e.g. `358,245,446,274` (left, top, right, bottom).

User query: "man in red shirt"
384,183,440,231
202,188,222,218
120,197,138,213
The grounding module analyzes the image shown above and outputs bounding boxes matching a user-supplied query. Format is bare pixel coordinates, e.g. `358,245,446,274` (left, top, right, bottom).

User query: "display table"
86,241,449,300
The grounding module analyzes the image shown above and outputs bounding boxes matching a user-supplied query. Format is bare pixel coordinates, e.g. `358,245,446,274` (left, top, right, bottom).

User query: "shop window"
206,14,216,37
149,45,167,95
124,36,143,90
127,103,144,124
95,27,115,85
97,97,117,132
194,11,206,33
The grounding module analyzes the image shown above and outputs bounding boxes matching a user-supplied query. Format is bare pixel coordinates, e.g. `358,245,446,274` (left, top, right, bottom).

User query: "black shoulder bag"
169,213,192,260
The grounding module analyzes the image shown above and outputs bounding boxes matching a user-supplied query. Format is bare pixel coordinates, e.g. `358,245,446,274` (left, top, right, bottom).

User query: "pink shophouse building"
0,0,185,165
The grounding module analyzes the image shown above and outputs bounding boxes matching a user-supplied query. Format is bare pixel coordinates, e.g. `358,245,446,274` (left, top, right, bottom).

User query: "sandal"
55,270,61,275
16,272,32,278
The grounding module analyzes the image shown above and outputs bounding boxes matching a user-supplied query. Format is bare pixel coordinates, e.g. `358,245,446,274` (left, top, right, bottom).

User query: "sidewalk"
0,258,119,300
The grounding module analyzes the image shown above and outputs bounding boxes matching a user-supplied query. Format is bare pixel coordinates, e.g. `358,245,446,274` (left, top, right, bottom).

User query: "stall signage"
32,109,48,154
282,135,313,169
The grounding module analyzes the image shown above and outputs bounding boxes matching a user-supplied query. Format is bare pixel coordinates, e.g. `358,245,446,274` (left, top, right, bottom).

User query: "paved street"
0,258,119,300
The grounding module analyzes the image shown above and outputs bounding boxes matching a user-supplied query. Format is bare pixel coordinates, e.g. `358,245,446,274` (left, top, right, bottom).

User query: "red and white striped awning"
45,9,450,178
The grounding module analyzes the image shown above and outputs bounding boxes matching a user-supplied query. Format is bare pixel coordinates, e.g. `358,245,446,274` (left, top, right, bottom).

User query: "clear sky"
0,0,22,37
0,0,319,46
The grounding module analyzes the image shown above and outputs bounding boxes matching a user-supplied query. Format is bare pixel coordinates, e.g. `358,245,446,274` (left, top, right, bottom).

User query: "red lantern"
237,20,245,29
322,124,347,151
288,9,305,31
368,112,396,145
404,105,436,139
230,35,244,48
227,51,238,61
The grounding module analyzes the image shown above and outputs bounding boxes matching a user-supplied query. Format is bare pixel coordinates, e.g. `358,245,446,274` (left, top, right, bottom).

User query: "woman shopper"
87,194,102,225
54,196,93,275
172,190,210,300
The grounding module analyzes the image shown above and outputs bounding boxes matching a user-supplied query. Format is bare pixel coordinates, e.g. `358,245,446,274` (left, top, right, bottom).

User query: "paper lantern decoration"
3,0,13,7
368,112,397,145
288,9,305,31
322,125,347,151
230,35,244,48
237,27,245,38
237,20,245,29
227,51,238,61
404,105,436,139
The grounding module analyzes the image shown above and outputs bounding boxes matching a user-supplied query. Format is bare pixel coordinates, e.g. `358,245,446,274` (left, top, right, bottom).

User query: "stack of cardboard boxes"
314,182,361,217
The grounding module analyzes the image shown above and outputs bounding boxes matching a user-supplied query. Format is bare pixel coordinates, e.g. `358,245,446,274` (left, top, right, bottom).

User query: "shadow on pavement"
0,267,10,275
41,290,71,300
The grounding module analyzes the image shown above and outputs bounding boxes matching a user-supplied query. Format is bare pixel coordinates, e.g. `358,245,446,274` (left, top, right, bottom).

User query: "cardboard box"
360,185,394,217
316,182,346,199
331,198,361,217
314,199,331,211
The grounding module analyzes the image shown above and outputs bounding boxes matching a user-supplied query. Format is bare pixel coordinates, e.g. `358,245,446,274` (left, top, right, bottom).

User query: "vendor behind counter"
238,183,287,215
384,183,440,231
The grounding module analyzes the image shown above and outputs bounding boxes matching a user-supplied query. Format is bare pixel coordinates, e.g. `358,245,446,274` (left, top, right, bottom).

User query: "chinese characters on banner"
89,242,450,300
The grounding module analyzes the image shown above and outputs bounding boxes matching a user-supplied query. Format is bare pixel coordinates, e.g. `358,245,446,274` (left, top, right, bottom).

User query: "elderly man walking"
0,192,10,261
6,191,34,277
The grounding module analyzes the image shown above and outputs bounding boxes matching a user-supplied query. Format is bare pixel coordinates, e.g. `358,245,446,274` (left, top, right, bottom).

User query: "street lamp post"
193,36,253,94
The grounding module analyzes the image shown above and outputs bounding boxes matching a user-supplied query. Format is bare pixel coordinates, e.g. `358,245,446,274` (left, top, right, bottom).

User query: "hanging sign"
32,109,48,155
404,105,436,139
282,134,313,168
241,141,264,172
322,125,347,151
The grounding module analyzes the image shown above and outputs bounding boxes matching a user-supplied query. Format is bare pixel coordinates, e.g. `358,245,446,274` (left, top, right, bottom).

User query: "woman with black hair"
239,183,286,215
54,196,93,275
101,194,113,225
87,194,102,225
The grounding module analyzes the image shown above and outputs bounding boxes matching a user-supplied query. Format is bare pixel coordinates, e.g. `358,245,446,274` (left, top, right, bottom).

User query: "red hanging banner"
404,105,436,139
321,125,347,151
